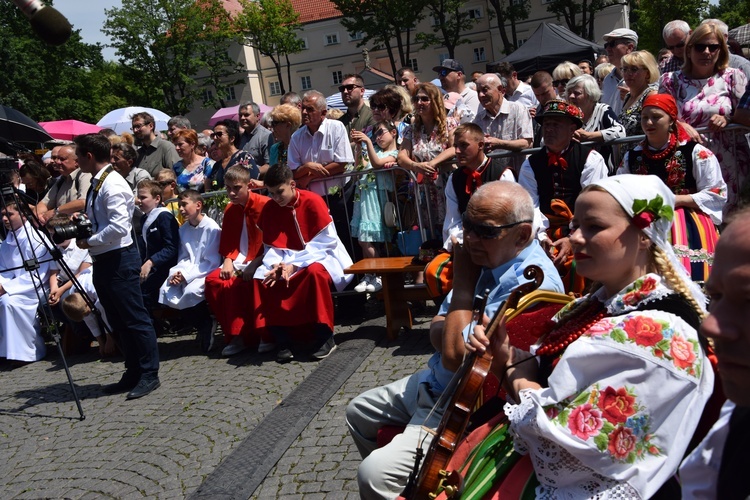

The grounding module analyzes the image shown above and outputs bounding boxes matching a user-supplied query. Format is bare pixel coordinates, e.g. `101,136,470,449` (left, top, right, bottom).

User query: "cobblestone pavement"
0,298,437,499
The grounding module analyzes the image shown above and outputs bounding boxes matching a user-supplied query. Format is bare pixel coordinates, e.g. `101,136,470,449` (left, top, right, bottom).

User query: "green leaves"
632,195,674,223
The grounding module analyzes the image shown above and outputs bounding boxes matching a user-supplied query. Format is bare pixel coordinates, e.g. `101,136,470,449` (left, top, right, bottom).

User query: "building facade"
187,0,628,128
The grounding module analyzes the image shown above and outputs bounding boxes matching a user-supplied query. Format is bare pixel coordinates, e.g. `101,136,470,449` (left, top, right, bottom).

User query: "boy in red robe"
204,165,269,356
250,163,353,363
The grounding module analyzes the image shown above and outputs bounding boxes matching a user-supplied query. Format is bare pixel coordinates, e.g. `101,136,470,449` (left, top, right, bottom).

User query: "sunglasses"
603,39,630,49
413,95,431,103
693,43,721,53
338,84,362,93
271,120,284,127
552,79,569,87
370,103,387,111
666,40,686,50
210,131,225,138
437,68,455,77
462,213,531,240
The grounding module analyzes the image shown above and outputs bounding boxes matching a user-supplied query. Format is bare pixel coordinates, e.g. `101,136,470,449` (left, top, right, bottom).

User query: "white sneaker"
354,275,370,293
366,276,382,293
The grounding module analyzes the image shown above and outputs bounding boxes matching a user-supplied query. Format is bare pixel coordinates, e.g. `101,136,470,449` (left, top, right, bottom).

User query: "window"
269,81,281,96
438,53,449,64
408,58,419,72
473,47,486,63
332,70,343,85
349,31,363,41
226,86,236,101
431,16,440,26
325,33,339,45
301,75,312,90
467,7,483,19
517,38,527,46
202,89,214,102
300,38,309,50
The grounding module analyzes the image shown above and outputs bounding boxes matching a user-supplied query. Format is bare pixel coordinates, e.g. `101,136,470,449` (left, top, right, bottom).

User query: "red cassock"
204,192,268,344
253,190,336,332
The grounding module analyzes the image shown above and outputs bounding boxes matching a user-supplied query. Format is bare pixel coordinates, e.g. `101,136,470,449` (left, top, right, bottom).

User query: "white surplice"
0,221,52,361
158,215,221,309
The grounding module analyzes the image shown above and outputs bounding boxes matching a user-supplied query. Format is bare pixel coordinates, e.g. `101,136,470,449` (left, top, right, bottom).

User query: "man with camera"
73,133,160,400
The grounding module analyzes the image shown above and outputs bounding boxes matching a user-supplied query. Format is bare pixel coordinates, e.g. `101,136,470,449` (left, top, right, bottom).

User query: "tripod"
0,163,108,421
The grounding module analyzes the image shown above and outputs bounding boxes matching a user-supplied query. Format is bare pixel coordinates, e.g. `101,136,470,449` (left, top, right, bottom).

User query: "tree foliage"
235,0,305,95
333,0,427,77
487,0,531,55
417,0,478,58
631,0,707,55
546,0,620,41
0,1,108,123
706,0,750,31
103,0,241,115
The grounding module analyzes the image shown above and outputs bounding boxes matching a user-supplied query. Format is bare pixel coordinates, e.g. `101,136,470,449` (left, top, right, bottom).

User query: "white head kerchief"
589,174,707,312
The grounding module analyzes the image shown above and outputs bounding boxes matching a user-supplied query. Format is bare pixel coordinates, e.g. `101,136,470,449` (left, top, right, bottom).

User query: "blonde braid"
651,246,707,320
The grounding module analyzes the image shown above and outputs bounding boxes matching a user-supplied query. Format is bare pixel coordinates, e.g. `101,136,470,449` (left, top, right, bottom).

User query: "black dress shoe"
126,378,161,400
276,348,294,363
103,374,139,394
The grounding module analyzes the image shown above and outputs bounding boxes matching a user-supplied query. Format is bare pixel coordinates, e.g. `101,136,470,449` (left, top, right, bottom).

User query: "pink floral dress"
659,68,749,214
402,117,459,236
505,274,713,498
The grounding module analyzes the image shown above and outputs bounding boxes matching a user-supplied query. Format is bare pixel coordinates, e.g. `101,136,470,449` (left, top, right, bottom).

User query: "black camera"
51,214,93,244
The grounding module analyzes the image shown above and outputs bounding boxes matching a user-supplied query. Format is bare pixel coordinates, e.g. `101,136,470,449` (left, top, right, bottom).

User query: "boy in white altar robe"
0,201,52,363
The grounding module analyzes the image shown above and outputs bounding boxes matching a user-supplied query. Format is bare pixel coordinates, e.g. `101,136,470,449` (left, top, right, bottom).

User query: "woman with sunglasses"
397,82,458,234
369,86,413,144
659,22,749,215
204,119,259,192
551,61,583,97
465,175,714,498
268,104,302,171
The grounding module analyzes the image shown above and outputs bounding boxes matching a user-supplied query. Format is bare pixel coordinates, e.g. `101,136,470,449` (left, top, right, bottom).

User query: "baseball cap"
432,59,464,74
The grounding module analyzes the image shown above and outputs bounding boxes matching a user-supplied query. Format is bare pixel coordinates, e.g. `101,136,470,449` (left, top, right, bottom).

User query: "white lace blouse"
505,274,714,498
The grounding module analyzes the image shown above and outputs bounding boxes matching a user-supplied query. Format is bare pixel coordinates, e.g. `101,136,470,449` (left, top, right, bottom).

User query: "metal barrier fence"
190,124,748,260
487,124,750,172
195,166,434,259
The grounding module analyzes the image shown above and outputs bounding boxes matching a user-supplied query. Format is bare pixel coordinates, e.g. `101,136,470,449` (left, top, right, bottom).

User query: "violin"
406,265,544,499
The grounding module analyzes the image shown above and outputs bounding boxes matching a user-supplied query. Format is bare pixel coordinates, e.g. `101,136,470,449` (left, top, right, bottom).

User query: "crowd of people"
1,15,749,497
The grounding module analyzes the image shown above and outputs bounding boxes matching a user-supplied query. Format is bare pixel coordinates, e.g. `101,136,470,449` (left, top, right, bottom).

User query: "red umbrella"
39,119,102,140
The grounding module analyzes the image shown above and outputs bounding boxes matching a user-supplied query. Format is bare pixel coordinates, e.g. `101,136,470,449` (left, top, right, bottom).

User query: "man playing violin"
346,181,564,499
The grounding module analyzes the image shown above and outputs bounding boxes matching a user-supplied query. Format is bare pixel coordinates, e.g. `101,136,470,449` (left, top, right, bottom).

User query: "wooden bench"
345,256,431,340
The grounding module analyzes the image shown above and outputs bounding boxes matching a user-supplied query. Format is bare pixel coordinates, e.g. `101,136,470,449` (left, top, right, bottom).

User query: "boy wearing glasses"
346,182,563,498
601,28,638,115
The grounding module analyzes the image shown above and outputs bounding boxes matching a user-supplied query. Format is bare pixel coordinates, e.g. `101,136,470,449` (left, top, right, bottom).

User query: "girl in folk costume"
350,120,399,293
618,93,726,283
464,175,713,498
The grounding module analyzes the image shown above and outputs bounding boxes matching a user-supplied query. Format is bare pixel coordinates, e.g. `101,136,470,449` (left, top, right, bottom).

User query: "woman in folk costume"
0,202,52,363
461,175,714,498
618,93,725,284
